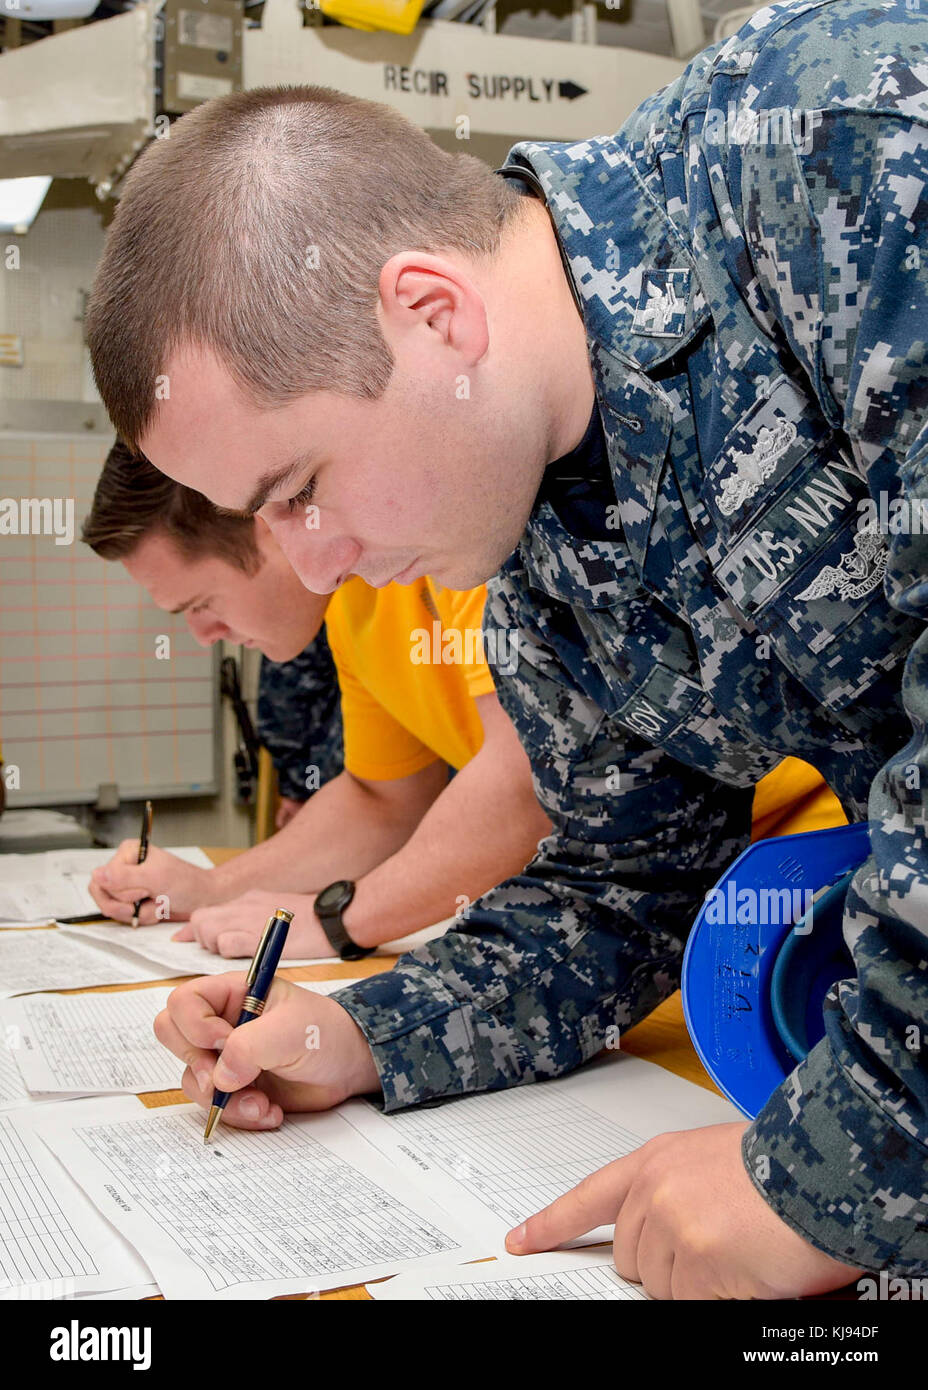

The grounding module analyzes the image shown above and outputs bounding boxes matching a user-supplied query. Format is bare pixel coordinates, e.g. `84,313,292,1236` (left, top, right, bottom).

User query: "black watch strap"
314,880,374,961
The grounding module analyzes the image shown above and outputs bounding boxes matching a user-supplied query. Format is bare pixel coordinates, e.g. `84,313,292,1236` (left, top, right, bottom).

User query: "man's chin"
436,555,512,591
261,641,312,663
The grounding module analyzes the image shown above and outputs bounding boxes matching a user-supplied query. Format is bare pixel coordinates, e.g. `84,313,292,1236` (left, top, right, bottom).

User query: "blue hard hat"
681,822,870,1119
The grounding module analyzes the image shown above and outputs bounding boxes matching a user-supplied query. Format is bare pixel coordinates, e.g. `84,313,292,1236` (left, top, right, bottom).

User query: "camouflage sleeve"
332,577,755,1110
739,108,928,1271
256,628,344,801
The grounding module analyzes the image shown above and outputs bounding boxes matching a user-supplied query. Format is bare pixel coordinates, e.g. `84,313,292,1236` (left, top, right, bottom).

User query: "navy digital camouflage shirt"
334,0,928,1274
257,627,344,800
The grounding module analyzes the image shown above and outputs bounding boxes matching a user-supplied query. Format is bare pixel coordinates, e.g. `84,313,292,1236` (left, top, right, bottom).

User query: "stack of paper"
22,1098,486,1300
0,1051,741,1300
0,1111,155,1299
0,864,745,1307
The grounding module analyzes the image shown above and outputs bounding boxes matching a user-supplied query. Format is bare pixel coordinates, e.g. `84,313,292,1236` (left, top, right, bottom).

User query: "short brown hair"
83,437,260,572
86,84,525,451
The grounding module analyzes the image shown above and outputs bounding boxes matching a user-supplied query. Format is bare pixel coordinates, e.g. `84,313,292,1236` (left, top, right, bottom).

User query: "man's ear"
377,251,489,365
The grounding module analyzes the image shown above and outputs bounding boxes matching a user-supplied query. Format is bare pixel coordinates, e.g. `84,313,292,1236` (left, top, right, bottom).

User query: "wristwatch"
313,880,374,961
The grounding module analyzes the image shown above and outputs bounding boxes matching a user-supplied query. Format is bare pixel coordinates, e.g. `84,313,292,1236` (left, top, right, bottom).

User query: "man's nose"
262,510,361,594
186,613,226,646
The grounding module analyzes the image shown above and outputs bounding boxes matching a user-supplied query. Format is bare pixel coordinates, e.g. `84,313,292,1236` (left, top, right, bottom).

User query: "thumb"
171,923,194,941
505,1156,632,1255
211,996,309,1092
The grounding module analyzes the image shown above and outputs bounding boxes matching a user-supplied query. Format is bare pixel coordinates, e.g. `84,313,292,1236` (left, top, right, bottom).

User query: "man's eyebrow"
226,454,316,519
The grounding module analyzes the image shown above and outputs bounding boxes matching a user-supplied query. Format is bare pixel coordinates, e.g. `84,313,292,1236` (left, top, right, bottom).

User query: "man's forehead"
141,344,338,509
141,418,259,510
124,533,208,605
141,347,269,505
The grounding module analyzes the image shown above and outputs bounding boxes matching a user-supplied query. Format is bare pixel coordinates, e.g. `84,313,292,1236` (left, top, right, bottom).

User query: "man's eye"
286,477,317,515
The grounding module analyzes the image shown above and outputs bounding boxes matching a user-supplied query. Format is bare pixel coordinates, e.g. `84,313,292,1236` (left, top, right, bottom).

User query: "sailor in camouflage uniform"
327,0,928,1279
87,0,928,1296
257,627,344,808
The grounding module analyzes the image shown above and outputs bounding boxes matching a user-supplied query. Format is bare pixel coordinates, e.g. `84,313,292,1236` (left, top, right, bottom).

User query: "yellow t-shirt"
751,757,847,840
322,577,846,842
324,577,496,781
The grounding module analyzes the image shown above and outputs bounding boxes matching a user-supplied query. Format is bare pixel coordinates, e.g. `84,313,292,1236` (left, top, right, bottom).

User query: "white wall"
0,179,261,850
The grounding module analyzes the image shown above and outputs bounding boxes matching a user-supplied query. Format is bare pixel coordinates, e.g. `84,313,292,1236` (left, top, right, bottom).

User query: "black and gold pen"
203,907,294,1143
130,799,153,928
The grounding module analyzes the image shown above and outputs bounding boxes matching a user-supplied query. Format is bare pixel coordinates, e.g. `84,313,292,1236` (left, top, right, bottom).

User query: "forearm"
344,752,551,947
209,770,425,900
334,785,751,1111
333,734,755,1110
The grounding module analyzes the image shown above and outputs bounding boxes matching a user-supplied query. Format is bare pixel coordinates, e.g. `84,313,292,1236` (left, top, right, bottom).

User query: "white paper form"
0,850,97,928
0,1108,152,1298
1,1025,59,1112
0,989,180,1095
0,877,96,928
368,1247,649,1300
342,1051,744,1249
0,1028,84,1112
0,847,214,927
59,917,451,976
0,855,51,880
294,978,363,994
57,921,340,975
0,1031,32,1110
31,1097,487,1300
0,980,364,1098
69,1283,161,1301
0,853,97,927
0,929,176,999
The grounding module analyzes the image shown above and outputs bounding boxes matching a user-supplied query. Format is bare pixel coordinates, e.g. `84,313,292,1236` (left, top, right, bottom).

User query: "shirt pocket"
695,376,913,709
575,596,708,746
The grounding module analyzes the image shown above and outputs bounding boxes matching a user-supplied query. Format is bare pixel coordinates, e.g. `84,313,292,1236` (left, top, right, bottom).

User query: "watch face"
316,879,354,914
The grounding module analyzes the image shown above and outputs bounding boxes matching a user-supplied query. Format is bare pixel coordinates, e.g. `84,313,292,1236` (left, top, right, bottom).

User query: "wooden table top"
59,846,723,1301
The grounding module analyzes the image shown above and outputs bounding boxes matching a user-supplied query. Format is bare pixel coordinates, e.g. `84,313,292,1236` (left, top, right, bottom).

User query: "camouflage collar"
500,135,711,371
519,497,642,608
518,363,674,605
502,135,696,591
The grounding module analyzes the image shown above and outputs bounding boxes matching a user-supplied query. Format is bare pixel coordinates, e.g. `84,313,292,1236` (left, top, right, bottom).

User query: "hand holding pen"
203,907,294,1141
130,799,153,928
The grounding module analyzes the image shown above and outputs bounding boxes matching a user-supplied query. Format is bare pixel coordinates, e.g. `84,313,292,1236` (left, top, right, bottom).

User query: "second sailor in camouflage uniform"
258,627,344,802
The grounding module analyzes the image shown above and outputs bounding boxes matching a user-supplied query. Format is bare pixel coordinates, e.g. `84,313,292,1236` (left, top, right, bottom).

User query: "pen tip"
203,1106,221,1143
